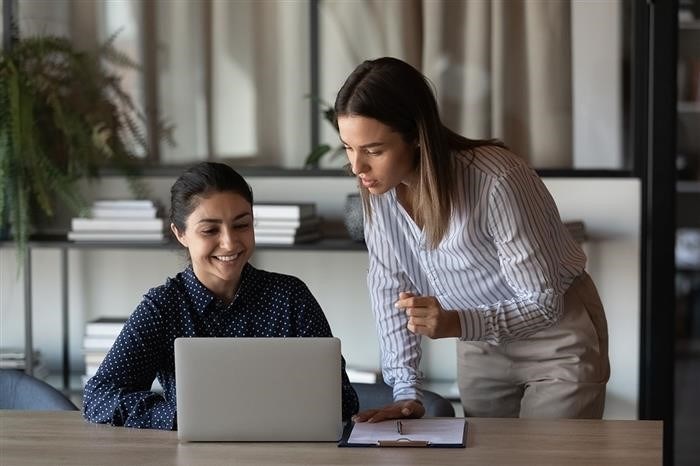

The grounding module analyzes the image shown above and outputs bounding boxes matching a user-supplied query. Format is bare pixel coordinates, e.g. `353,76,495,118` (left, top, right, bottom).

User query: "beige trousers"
456,272,610,419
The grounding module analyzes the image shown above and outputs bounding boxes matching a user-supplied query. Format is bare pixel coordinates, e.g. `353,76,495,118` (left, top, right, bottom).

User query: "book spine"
90,207,158,218
72,218,164,231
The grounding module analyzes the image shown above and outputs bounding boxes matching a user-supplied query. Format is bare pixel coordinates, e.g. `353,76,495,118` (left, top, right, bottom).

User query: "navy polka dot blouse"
82,263,359,430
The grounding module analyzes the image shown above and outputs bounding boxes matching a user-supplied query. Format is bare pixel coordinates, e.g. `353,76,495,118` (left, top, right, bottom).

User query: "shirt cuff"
457,308,486,341
393,382,423,403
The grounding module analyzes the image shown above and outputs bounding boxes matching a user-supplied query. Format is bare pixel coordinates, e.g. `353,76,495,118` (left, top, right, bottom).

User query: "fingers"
352,409,380,423
397,295,439,334
353,401,425,423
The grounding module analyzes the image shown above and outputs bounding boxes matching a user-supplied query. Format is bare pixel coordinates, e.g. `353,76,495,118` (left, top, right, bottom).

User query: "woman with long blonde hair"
336,57,609,422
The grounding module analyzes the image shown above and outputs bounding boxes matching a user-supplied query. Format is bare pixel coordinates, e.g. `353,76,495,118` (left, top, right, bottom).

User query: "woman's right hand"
351,399,425,423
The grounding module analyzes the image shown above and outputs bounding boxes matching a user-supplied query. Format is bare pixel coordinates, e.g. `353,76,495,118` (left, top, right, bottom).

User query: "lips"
360,178,378,188
214,253,240,262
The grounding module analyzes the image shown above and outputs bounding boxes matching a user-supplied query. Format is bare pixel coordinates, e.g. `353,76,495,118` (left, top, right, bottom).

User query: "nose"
220,226,237,249
350,153,368,176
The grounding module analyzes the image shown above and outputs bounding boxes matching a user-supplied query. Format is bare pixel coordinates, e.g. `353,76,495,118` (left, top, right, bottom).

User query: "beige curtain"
321,0,573,168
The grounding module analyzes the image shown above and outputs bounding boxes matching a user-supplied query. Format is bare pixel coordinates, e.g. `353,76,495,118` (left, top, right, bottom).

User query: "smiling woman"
81,161,360,429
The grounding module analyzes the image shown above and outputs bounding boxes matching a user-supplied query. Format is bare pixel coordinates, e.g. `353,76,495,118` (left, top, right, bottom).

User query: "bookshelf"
0,235,368,392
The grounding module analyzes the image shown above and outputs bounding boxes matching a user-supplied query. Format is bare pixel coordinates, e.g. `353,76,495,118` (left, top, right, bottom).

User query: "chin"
368,185,389,195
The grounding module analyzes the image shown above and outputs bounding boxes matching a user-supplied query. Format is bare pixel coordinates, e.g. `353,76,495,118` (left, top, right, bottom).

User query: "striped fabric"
364,146,586,401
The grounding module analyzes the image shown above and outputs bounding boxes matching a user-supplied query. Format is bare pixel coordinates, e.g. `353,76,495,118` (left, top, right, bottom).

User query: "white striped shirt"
364,146,586,401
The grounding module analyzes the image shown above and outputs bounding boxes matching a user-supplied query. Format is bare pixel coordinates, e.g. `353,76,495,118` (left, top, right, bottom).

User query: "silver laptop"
174,337,343,442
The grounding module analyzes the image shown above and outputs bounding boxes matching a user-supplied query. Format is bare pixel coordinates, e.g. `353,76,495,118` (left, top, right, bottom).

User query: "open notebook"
174,337,343,442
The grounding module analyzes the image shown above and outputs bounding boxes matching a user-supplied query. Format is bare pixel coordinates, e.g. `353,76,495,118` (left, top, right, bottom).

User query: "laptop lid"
174,337,343,442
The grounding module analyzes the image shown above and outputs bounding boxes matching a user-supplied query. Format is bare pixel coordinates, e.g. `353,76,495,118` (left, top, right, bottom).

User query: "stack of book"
68,199,166,242
345,367,383,384
82,317,125,386
253,203,322,245
0,348,49,379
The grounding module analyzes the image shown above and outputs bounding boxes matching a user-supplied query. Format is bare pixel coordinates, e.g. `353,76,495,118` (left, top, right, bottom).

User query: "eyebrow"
339,138,385,149
196,213,251,224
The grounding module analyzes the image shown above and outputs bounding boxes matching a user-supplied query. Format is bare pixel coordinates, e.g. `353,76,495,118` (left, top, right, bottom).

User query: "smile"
214,254,239,262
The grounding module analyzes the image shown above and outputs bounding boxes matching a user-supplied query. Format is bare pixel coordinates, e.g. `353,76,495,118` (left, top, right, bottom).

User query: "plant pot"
343,193,365,242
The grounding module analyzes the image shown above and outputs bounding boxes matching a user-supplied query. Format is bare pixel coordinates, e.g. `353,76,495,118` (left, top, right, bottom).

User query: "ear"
171,223,188,248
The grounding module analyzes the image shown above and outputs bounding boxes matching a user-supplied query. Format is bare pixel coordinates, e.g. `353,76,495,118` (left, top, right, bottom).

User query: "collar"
182,263,255,316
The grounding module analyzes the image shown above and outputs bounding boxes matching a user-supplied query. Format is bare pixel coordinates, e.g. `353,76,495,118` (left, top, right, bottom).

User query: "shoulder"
143,270,188,301
456,145,531,180
135,269,193,316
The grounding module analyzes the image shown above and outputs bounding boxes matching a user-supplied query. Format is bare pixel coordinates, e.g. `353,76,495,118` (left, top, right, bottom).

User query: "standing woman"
336,57,609,422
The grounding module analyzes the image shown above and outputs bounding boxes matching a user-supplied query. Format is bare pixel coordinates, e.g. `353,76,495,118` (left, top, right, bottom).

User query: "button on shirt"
365,146,587,401
83,263,359,430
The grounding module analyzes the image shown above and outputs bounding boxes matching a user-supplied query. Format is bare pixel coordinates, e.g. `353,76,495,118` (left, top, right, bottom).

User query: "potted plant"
303,97,345,168
0,33,172,260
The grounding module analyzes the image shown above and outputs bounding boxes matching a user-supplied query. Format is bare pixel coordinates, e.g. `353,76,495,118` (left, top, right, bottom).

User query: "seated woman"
83,162,359,429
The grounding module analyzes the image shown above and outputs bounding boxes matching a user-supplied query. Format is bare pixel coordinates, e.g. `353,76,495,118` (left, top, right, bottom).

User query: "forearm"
83,375,176,430
456,290,563,344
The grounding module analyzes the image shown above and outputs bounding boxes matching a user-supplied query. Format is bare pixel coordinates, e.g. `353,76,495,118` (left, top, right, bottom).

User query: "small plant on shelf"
0,32,174,260
303,96,345,169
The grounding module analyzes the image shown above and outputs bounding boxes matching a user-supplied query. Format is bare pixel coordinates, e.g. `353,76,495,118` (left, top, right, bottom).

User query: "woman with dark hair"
336,57,609,422
83,162,358,429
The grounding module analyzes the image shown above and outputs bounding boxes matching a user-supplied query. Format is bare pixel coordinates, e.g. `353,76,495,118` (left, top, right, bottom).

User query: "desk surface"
0,411,662,466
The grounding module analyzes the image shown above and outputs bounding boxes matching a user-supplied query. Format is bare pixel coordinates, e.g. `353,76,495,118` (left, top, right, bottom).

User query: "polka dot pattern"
82,263,359,430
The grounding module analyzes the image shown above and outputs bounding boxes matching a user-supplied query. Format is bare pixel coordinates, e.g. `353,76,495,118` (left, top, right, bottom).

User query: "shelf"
678,181,700,193
1,234,368,252
679,20,700,30
678,101,700,113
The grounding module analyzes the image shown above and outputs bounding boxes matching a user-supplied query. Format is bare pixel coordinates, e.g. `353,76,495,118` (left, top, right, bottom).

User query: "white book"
0,348,41,360
253,203,316,220
83,335,118,350
72,218,165,232
68,231,166,242
85,317,126,336
345,368,383,384
84,353,108,365
85,363,101,377
254,216,321,230
90,206,159,218
255,231,321,245
93,199,155,209
254,227,319,236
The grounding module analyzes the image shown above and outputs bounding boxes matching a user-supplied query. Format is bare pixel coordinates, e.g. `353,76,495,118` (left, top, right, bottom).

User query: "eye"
366,149,382,156
234,222,252,230
200,228,218,236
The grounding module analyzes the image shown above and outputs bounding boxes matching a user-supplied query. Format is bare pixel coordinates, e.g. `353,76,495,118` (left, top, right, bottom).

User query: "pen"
396,420,403,435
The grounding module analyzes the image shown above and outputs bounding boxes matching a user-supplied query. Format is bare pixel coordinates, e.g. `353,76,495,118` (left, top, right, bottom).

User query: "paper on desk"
347,418,466,445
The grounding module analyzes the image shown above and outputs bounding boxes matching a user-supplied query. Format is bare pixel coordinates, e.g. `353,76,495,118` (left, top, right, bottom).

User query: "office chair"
0,369,78,410
352,382,455,417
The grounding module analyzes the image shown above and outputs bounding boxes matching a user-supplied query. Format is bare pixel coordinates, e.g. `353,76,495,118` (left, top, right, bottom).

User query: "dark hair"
170,162,253,233
334,56,502,248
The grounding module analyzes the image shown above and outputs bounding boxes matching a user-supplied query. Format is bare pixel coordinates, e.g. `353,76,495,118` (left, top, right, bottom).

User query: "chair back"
352,382,455,417
0,369,78,410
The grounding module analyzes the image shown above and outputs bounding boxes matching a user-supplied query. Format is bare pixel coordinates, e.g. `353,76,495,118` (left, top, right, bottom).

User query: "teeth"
215,254,238,262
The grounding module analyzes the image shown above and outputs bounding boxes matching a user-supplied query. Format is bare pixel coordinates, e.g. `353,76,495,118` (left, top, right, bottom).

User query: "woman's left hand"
395,292,462,339
352,399,425,423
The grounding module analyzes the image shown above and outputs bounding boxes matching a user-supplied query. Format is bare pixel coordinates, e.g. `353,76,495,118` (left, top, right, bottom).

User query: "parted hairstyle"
334,56,503,248
170,162,253,235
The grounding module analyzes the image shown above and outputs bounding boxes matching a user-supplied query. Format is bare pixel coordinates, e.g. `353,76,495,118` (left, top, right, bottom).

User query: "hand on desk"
352,399,425,423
